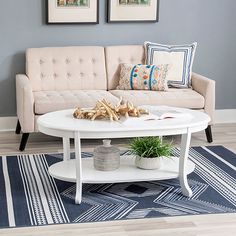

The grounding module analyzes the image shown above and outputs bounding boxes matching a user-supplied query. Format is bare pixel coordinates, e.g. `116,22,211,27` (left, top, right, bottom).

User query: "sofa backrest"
26,46,107,91
105,45,145,90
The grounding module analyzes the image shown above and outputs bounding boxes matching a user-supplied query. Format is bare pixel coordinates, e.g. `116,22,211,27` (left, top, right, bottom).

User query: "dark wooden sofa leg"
15,120,21,134
19,133,30,151
205,125,213,143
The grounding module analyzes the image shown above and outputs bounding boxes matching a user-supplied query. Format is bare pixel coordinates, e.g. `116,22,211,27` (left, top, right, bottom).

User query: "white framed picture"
107,0,159,23
47,0,99,24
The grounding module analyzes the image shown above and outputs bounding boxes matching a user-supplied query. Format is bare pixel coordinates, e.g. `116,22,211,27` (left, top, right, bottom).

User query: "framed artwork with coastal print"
47,0,99,24
107,0,159,23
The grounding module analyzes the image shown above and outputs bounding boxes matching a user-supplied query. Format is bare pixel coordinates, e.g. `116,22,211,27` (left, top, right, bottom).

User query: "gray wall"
0,0,236,116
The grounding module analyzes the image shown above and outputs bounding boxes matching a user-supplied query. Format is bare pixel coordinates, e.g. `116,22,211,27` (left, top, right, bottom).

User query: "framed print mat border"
47,0,99,24
107,0,159,23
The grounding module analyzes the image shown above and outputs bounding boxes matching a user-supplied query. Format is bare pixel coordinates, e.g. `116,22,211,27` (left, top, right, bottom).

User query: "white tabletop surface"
37,106,210,133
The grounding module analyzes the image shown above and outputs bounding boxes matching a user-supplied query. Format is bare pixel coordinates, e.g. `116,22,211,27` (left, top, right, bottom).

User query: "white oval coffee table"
37,106,210,204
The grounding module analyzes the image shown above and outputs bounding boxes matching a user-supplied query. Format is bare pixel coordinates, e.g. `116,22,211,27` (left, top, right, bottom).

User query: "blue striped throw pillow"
144,41,197,88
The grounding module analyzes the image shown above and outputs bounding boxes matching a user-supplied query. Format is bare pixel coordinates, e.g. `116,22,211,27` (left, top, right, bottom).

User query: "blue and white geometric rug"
0,145,236,228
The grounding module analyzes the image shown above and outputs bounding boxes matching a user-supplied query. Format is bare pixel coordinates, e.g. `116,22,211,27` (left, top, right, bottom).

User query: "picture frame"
46,0,99,24
107,0,159,23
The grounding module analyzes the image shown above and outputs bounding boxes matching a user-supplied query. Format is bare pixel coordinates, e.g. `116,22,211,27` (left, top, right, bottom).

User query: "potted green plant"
130,137,172,170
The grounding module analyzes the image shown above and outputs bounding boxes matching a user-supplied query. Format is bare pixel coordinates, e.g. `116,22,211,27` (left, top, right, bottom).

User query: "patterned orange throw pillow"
117,64,169,91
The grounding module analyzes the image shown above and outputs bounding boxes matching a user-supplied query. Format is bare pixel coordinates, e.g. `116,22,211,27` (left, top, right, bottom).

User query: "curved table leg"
63,137,70,161
74,131,82,204
179,131,193,197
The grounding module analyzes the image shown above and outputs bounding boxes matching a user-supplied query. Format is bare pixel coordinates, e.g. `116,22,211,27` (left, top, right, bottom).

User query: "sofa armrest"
16,74,35,133
192,72,215,124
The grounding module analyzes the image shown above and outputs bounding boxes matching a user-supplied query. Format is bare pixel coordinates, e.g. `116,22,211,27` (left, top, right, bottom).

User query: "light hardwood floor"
0,123,236,236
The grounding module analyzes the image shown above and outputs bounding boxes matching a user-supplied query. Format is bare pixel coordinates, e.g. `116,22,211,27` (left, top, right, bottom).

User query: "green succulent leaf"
129,137,172,158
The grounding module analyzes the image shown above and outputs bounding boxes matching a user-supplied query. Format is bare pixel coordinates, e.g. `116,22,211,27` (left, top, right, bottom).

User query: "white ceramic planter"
135,156,162,170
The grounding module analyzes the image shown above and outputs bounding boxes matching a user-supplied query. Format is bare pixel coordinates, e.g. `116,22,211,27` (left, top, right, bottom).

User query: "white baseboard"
0,110,236,132
0,117,18,132
214,109,236,124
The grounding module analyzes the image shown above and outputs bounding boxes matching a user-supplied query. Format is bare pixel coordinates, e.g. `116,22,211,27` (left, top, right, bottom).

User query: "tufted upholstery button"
93,72,97,77
118,58,122,63
53,73,58,78
66,58,71,64
80,72,84,76
39,59,44,64
130,57,135,63
79,58,83,63
67,72,71,77
92,58,96,63
40,73,44,78
52,59,56,64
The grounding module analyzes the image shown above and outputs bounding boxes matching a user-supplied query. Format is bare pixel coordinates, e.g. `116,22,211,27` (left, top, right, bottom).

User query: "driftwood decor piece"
73,98,149,121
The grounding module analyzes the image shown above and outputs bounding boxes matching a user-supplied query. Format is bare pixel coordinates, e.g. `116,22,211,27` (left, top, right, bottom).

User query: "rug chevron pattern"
0,145,236,228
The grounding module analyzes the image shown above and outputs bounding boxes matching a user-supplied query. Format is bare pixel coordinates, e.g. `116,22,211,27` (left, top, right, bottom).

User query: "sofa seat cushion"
34,90,119,115
109,88,204,109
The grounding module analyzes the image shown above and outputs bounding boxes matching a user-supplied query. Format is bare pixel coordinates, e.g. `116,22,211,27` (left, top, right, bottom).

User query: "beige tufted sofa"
15,45,215,151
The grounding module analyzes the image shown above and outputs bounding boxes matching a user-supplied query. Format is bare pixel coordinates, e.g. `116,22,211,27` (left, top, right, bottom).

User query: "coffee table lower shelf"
48,156,195,184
